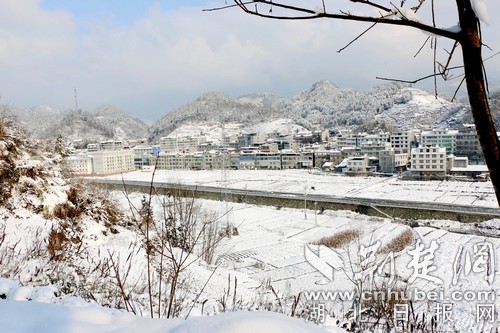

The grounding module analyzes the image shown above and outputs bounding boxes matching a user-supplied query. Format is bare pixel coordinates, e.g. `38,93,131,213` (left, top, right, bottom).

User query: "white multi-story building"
238,151,257,170
359,142,392,158
336,134,358,149
410,146,447,176
255,152,281,169
159,136,205,153
280,150,301,169
90,149,135,174
65,154,93,175
185,153,204,170
154,153,185,170
237,132,266,149
87,143,99,152
335,132,389,150
379,149,408,173
133,145,153,156
236,151,281,170
132,145,153,169
390,130,420,153
456,129,483,163
344,155,376,173
202,151,230,170
153,151,234,170
100,141,124,150
420,129,458,154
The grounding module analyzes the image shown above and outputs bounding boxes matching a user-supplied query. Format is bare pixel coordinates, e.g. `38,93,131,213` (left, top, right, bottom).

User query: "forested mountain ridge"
149,81,471,141
7,105,149,144
6,81,500,144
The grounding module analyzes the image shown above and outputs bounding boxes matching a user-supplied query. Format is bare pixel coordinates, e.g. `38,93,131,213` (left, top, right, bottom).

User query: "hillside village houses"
64,125,490,180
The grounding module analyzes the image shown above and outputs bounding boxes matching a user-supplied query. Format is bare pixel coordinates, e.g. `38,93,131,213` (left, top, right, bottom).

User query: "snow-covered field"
2,169,500,332
103,169,499,208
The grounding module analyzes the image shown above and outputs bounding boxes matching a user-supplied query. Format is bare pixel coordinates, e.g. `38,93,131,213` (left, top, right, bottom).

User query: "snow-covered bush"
313,229,362,248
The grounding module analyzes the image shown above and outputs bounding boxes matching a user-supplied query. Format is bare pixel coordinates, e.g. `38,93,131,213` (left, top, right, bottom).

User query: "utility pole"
74,88,79,111
220,123,234,236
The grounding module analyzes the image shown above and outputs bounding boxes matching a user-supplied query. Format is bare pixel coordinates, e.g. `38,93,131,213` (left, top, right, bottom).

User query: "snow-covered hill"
7,105,149,144
6,82,500,145
165,118,308,144
148,92,287,142
375,87,468,130
150,81,477,142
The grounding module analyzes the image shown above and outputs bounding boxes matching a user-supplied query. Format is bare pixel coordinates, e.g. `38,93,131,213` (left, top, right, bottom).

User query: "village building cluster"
64,124,489,180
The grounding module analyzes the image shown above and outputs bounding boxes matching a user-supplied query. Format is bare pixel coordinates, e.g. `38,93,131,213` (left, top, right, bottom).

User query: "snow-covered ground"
102,169,499,208
2,169,500,332
0,290,344,333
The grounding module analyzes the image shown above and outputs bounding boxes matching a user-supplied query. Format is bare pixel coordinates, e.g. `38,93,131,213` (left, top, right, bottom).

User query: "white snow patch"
471,0,490,25
396,7,422,23
8,286,34,301
314,6,325,14
0,297,343,333
444,24,462,33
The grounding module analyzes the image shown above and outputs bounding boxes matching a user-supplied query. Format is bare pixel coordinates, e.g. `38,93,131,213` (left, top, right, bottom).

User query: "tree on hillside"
208,0,500,206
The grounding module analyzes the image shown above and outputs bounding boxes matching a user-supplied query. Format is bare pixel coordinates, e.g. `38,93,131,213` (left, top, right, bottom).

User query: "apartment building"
293,130,327,144
420,129,458,154
359,142,392,158
448,155,488,178
185,153,204,170
198,141,219,152
239,151,257,169
65,154,93,175
153,151,234,170
345,155,377,173
335,132,389,150
87,143,99,152
390,130,420,153
280,150,301,169
313,150,343,168
255,152,281,169
260,142,280,152
237,132,266,149
203,151,231,170
154,153,186,170
132,145,153,169
159,136,204,153
456,130,483,163
335,133,358,149
378,149,408,173
100,141,124,150
410,146,447,176
90,149,135,174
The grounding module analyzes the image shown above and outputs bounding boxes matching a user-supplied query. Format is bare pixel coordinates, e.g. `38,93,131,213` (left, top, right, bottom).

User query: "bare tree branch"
412,0,426,14
337,22,378,53
229,0,460,40
376,64,463,84
349,0,392,12
452,76,467,101
414,35,430,58
433,37,438,97
202,1,254,12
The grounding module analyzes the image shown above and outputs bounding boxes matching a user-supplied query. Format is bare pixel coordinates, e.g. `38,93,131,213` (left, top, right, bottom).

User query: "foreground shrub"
313,229,361,248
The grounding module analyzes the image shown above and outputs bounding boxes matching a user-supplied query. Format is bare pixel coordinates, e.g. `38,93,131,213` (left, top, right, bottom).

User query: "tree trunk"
457,0,500,206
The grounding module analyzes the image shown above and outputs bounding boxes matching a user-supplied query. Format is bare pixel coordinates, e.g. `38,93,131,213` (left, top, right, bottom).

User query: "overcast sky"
0,0,498,121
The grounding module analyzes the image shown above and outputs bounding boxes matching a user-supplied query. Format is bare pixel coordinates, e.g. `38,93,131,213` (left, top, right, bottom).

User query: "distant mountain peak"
310,80,338,90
